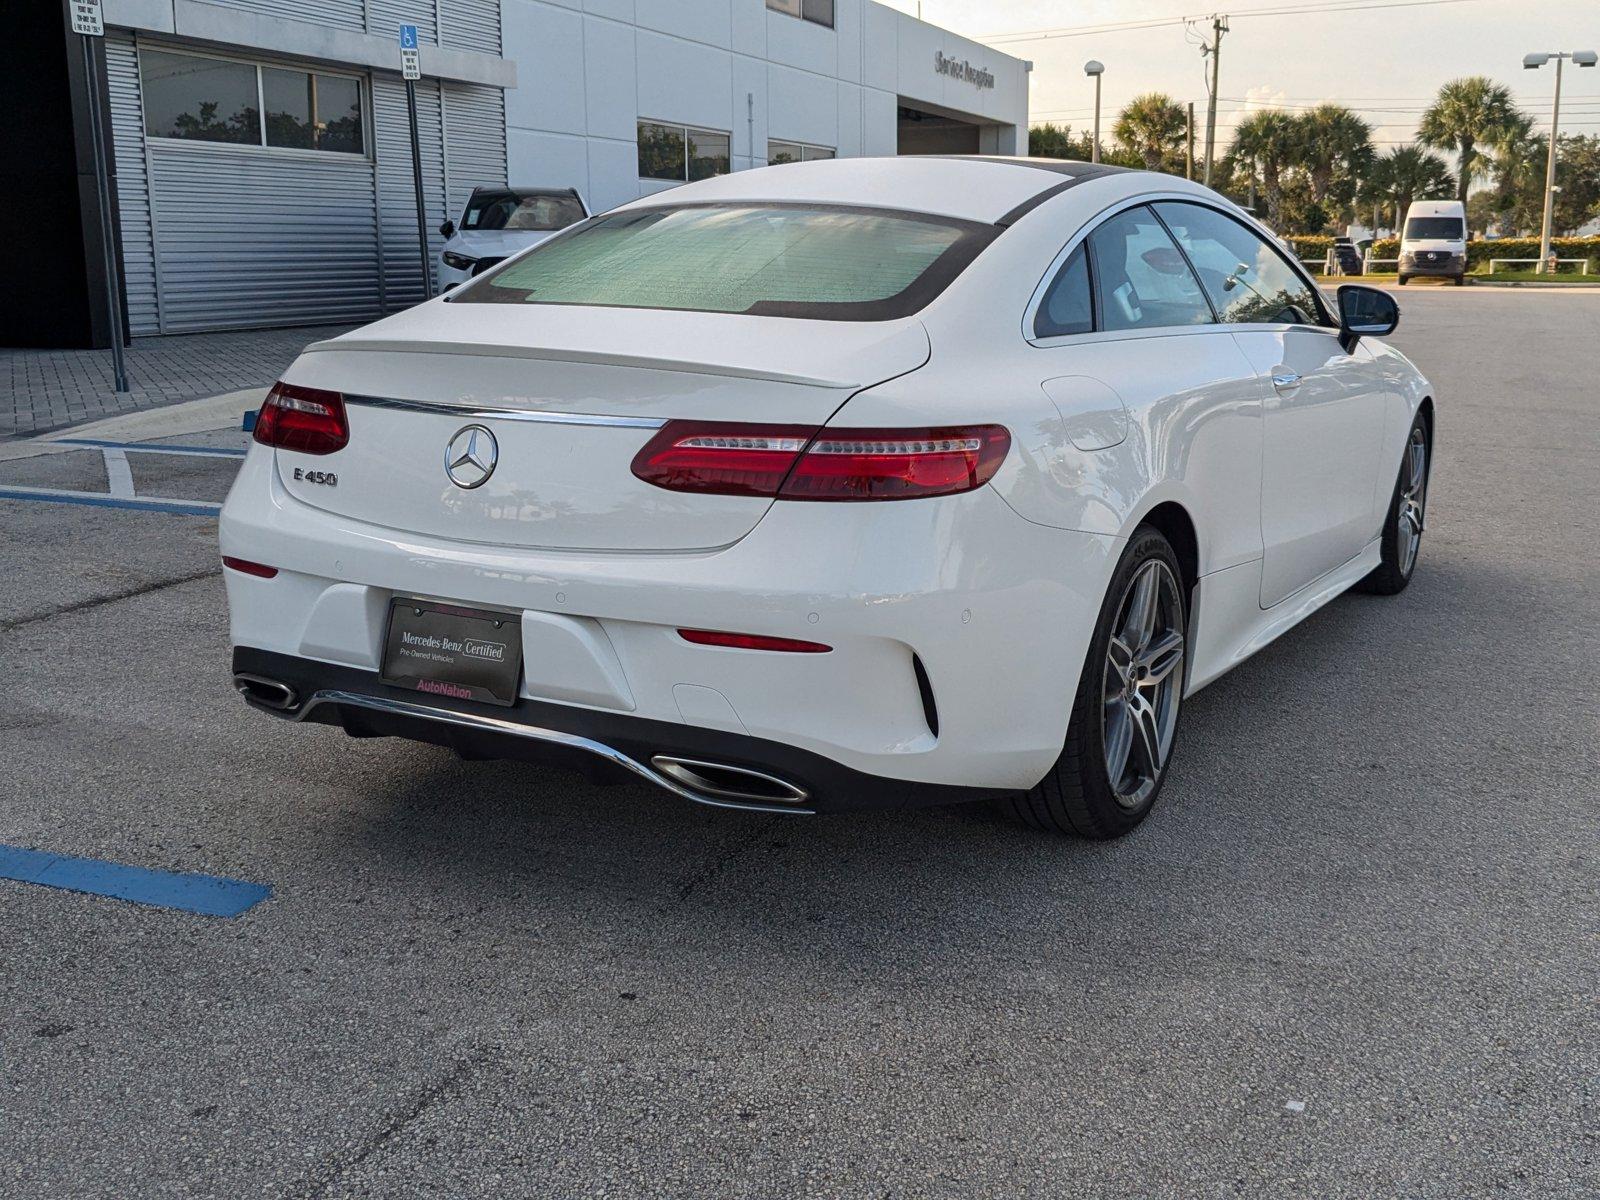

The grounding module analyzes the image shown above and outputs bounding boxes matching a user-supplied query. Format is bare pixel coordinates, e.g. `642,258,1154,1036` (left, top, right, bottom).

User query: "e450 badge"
293,467,338,487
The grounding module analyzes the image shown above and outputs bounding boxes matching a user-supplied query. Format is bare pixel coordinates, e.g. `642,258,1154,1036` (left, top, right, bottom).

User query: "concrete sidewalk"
1,324,350,441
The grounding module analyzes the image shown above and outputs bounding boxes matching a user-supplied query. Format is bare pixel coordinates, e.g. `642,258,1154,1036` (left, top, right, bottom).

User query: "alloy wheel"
1397,425,1428,577
1101,559,1185,809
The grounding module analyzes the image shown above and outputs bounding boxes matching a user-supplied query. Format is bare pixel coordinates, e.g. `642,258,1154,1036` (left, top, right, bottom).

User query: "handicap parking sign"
399,24,419,49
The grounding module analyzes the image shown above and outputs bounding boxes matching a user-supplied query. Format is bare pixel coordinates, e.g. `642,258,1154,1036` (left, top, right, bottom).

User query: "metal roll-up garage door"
105,33,161,335
147,139,383,332
104,37,506,332
443,82,509,221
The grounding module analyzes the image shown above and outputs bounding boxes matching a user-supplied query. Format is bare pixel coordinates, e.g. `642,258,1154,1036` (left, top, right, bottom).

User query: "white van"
1398,199,1467,286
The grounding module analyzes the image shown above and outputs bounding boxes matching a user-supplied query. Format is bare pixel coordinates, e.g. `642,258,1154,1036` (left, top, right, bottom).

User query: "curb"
0,388,266,464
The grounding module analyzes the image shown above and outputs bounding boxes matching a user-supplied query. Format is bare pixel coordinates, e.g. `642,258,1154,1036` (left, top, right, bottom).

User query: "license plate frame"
380,598,523,707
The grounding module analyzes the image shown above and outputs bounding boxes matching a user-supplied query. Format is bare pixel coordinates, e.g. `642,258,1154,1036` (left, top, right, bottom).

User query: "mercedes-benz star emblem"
445,424,498,489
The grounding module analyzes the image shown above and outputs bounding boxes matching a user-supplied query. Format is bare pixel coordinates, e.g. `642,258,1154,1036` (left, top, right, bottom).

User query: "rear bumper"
220,445,1119,795
234,647,1008,814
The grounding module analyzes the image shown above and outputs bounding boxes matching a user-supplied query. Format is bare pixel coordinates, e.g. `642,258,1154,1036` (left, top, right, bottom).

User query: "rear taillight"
253,382,349,455
630,421,817,497
780,427,1011,501
631,422,1010,501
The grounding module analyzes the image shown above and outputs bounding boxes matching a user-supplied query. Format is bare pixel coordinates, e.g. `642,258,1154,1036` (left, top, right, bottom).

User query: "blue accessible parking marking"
0,486,220,516
0,844,271,918
52,437,247,458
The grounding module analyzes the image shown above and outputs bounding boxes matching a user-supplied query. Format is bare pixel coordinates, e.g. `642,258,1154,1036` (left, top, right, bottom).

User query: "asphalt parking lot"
1,287,1595,1198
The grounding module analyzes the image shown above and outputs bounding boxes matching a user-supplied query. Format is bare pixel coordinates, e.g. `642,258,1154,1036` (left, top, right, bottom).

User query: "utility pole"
1202,15,1228,187
1186,102,1195,180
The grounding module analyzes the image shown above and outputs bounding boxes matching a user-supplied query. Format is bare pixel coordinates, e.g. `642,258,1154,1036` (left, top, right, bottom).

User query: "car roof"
610,156,1142,226
474,186,583,200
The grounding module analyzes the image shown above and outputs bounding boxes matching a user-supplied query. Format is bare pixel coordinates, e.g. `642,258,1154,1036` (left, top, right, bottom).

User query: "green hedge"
1285,235,1333,259
1367,236,1600,270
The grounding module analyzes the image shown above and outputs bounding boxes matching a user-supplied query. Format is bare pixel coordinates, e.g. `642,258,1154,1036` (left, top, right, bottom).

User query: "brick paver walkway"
1,325,354,440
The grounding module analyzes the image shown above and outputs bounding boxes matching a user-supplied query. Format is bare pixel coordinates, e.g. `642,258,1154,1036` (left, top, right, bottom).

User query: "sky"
878,0,1600,156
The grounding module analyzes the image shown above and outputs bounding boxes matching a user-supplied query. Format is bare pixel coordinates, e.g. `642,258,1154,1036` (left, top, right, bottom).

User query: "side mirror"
438,219,456,239
1336,283,1398,351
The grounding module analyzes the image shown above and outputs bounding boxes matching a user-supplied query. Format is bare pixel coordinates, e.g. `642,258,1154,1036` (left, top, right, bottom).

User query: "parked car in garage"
227,156,1433,839
437,187,589,290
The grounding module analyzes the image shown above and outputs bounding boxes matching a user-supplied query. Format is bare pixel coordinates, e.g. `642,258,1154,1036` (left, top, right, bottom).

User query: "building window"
141,50,260,145
638,121,730,183
766,0,835,29
141,48,364,156
261,67,363,154
768,140,835,165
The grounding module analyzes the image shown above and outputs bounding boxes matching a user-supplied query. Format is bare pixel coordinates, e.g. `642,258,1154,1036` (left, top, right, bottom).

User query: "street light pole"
1085,61,1104,164
1525,49,1598,273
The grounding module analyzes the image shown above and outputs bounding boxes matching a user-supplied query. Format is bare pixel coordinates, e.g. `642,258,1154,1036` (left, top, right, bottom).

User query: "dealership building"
17,0,1028,347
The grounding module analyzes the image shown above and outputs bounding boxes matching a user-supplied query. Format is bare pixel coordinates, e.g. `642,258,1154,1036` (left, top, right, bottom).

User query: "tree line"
1028,76,1600,238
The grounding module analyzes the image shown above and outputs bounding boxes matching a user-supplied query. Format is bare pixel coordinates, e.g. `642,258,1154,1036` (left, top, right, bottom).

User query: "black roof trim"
470,185,584,200
988,162,1137,227
923,156,1136,179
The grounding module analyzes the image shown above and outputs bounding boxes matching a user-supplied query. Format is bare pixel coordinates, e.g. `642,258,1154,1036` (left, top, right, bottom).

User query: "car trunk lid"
270,302,929,552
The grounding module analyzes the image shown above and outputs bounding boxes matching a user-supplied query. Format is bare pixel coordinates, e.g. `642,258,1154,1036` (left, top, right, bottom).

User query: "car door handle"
1271,370,1302,390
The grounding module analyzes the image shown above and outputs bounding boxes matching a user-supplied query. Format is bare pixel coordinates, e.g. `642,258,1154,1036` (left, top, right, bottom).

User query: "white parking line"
102,449,135,499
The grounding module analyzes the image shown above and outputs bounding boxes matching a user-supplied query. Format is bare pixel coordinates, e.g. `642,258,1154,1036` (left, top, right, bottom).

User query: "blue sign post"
399,25,431,299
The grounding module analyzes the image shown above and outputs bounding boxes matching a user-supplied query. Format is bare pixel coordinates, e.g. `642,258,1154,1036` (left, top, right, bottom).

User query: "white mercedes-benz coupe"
221,156,1433,838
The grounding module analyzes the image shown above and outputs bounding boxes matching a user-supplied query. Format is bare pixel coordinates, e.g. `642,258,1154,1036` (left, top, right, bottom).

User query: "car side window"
1034,245,1094,338
1152,201,1323,326
1086,206,1215,332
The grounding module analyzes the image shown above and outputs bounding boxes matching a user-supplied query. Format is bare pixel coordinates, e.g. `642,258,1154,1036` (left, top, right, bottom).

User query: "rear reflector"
222,556,278,578
678,628,832,653
252,381,349,455
632,421,1009,501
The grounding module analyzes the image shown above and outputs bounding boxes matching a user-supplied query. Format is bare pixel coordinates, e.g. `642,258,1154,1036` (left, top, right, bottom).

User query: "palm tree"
1229,109,1300,227
1112,93,1187,172
1294,103,1373,205
1360,146,1455,232
1486,112,1544,234
1417,76,1523,204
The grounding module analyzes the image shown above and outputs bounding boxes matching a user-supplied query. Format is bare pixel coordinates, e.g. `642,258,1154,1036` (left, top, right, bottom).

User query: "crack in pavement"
289,1047,497,1199
0,568,219,633
670,815,783,908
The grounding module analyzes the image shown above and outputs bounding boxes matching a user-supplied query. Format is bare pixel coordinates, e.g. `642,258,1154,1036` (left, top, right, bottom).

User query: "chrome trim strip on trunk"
274,688,814,816
344,394,667,429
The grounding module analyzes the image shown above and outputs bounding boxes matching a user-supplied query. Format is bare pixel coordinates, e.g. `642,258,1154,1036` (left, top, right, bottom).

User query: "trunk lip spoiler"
299,338,863,389
343,394,667,429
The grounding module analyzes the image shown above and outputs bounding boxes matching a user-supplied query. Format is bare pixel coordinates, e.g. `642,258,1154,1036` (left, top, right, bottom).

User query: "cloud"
1240,85,1288,111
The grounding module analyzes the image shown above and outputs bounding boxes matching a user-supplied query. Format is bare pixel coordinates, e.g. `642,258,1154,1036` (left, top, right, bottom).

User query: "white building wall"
501,0,1028,214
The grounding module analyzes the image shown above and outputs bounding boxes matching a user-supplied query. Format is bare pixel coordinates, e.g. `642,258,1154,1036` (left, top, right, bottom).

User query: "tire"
1006,528,1188,839
1359,412,1431,596
1453,274,1465,286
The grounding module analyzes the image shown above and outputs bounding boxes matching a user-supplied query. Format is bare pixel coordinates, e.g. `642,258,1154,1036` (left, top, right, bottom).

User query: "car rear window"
452,203,999,321
1404,217,1464,240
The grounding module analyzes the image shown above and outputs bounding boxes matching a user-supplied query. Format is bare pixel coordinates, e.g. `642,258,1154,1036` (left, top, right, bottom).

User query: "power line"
979,0,1484,44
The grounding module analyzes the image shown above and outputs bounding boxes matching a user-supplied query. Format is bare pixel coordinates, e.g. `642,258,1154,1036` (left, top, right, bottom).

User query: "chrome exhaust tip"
650,756,809,806
234,673,299,711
